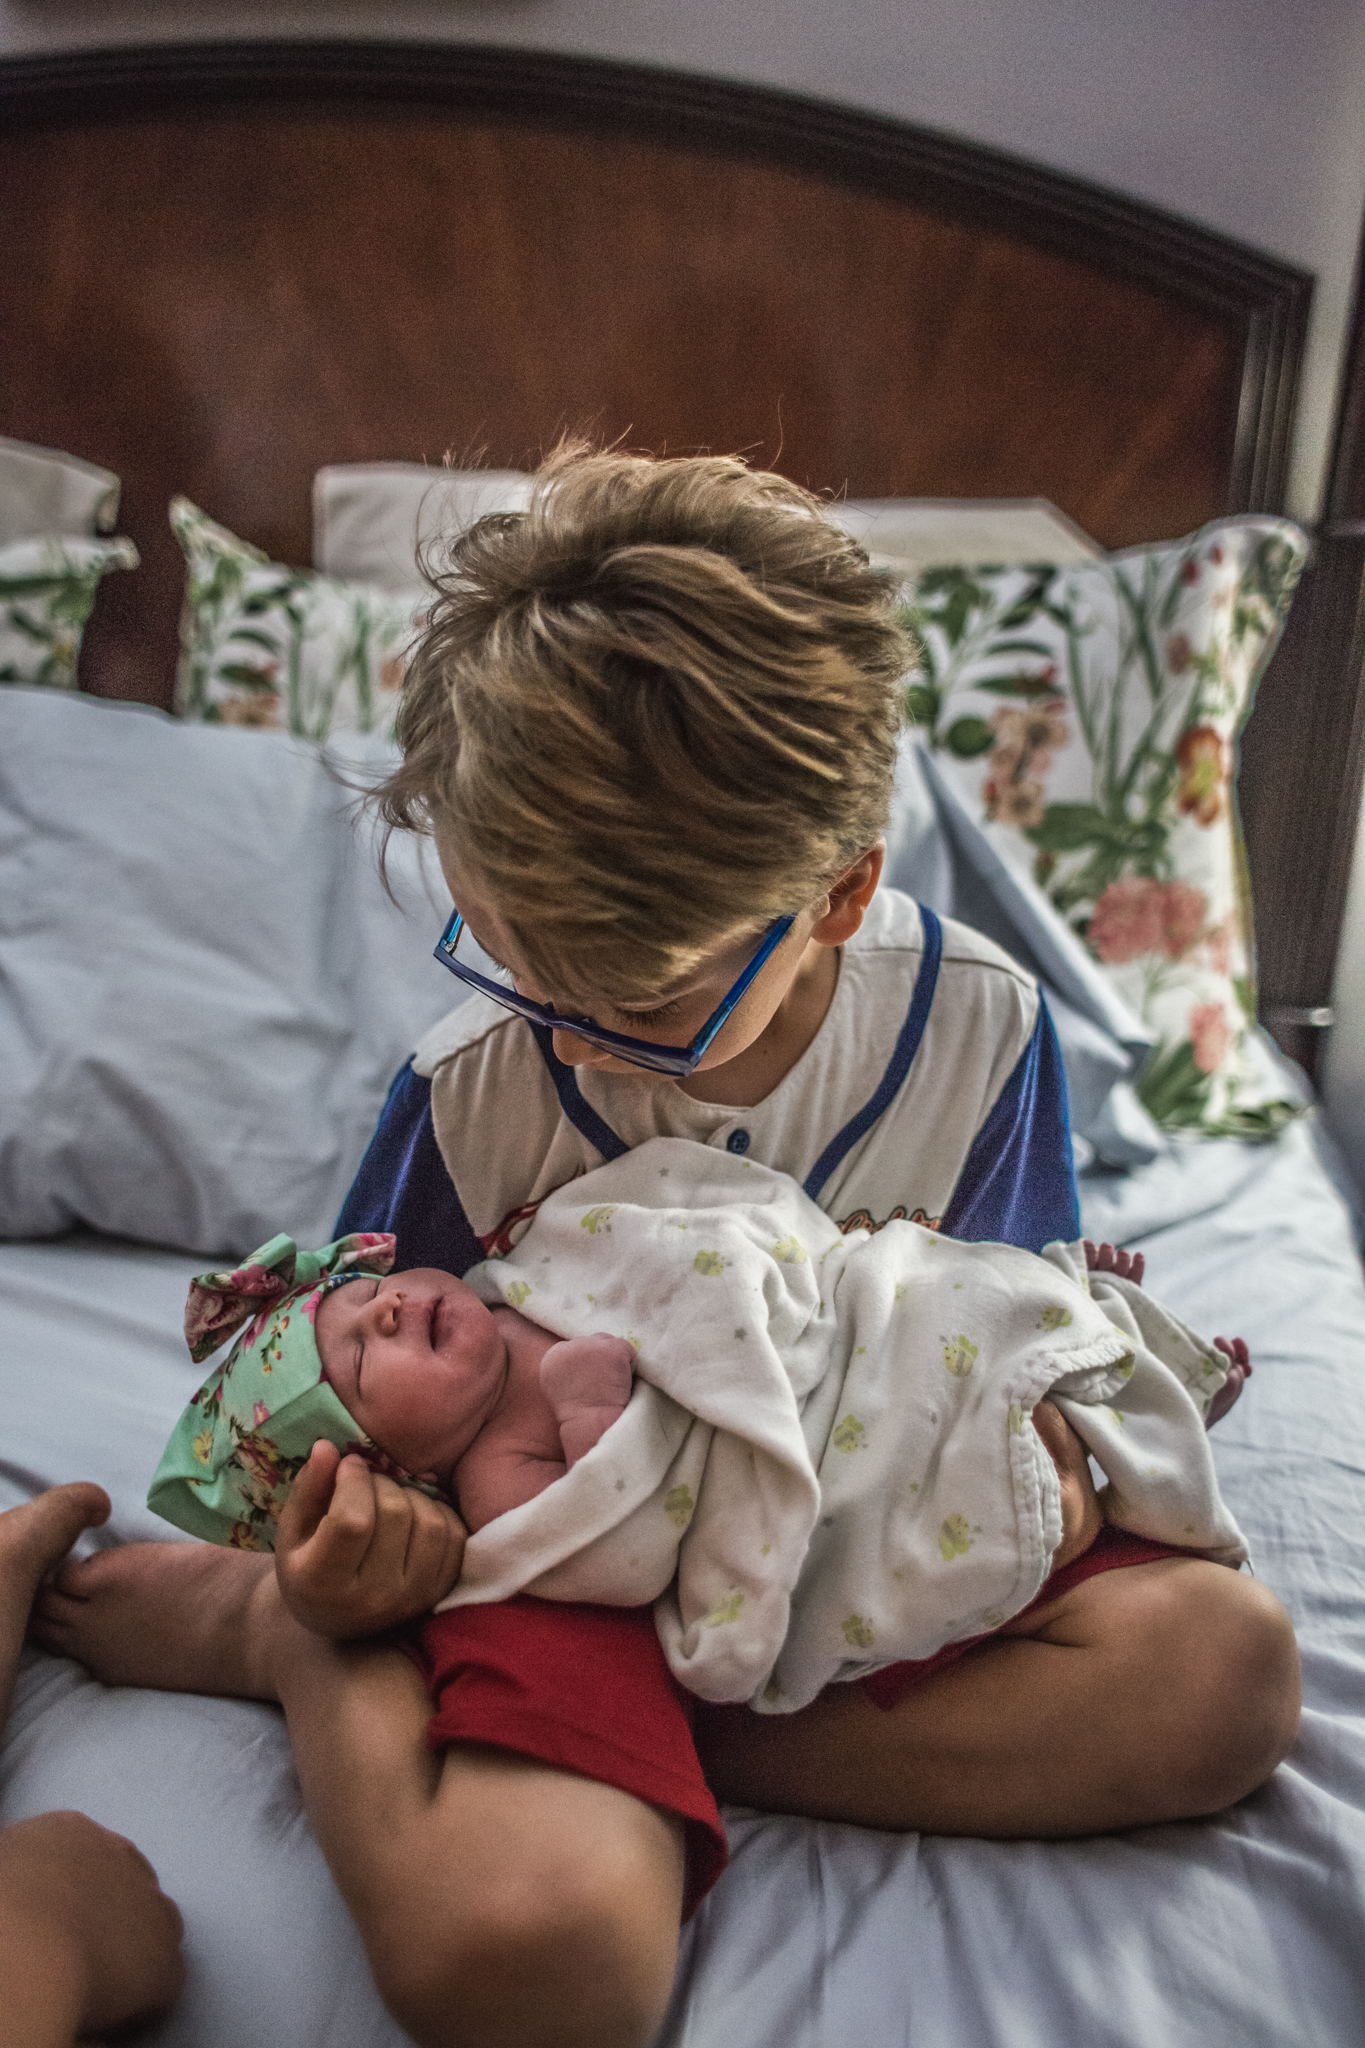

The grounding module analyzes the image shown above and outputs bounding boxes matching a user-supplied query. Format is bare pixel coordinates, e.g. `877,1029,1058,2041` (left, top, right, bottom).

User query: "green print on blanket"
702,1591,745,1627
664,1484,695,1529
900,519,1308,1135
942,1334,978,1378
831,1414,867,1453
938,1514,973,1561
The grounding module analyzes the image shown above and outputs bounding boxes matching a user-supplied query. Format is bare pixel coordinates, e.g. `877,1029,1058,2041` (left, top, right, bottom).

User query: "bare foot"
0,1484,113,1728
1083,1239,1145,1287
0,1483,110,1611
1207,1336,1252,1428
31,1541,285,1702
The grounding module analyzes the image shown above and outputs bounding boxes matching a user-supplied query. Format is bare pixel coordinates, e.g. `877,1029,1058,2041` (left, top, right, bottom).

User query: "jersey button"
727,1129,751,1155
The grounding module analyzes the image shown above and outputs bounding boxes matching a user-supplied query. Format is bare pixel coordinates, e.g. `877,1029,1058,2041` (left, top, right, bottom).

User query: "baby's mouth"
430,1292,457,1353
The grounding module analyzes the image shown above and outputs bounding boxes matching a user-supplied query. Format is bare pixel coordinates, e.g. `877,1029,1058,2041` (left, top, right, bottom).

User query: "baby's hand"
1083,1239,1145,1287
275,1443,467,1639
539,1335,635,1468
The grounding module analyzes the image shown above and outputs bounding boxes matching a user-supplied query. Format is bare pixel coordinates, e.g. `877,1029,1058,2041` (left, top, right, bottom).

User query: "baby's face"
314,1269,507,1486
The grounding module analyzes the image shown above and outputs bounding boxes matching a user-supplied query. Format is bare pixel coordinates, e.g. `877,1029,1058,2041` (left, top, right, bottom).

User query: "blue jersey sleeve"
939,996,1079,1252
334,1059,485,1276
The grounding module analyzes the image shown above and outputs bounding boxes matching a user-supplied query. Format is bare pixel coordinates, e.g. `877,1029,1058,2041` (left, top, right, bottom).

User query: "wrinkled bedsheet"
2,1116,1363,2047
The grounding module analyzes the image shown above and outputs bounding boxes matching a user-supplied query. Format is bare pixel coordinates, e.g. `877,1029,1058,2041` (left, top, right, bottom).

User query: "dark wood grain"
1243,187,1365,1071
4,105,1244,705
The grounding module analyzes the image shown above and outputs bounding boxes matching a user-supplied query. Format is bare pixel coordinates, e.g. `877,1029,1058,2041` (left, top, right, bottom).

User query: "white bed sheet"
2,1118,1363,2047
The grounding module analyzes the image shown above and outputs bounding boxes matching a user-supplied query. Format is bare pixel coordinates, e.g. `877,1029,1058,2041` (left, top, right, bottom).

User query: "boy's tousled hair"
374,443,911,1003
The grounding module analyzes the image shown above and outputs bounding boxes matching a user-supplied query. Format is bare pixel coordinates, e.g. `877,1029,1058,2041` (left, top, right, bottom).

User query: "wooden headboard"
2,39,1355,1065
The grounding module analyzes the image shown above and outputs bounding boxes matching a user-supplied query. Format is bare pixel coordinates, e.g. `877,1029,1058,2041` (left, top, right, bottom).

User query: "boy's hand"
1032,1398,1104,1571
275,1443,467,1639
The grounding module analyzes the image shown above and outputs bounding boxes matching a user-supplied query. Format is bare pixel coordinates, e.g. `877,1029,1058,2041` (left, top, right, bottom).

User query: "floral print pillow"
901,516,1309,1135
171,498,426,738
0,534,138,689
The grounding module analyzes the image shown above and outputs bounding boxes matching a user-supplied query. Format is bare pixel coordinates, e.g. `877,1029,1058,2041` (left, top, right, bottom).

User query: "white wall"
1324,803,1365,1193
3,0,1364,523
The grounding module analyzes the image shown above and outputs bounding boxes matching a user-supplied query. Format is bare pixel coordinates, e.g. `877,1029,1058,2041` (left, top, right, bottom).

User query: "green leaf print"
945,715,995,759
841,1614,876,1650
938,1515,973,1561
1024,803,1119,853
1135,1039,1212,1127
905,681,940,728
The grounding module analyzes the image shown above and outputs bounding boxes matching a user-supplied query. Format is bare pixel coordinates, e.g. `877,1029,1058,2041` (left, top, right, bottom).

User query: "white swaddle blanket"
437,1138,1247,1711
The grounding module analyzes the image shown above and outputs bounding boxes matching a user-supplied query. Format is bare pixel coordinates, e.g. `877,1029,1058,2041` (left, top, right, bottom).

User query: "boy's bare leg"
695,1558,1300,1834
33,1548,683,2048
698,1404,1298,1831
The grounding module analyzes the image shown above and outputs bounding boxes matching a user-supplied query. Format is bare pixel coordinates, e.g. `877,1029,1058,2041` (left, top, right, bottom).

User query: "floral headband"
147,1231,440,1551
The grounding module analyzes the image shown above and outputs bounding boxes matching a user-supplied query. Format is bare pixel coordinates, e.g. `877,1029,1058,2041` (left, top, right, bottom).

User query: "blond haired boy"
38,450,1299,2048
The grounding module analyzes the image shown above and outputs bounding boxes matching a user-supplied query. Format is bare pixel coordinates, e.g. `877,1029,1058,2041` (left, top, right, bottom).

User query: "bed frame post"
1247,218,1365,1081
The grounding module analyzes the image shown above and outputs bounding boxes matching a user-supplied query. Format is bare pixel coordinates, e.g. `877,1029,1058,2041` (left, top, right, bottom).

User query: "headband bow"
184,1231,397,1362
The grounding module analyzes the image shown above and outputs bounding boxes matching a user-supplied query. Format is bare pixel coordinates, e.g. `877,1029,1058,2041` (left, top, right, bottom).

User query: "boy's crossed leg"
33,1413,1297,2048
694,1554,1299,1835
35,1541,683,2048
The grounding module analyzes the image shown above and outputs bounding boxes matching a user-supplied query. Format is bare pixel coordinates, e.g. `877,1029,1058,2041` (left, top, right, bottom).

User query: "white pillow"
313,463,534,590
0,436,121,545
828,498,1102,574
0,689,477,1257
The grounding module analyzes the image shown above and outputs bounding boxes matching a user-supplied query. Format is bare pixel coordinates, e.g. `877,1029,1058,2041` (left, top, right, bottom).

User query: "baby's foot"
1206,1336,1252,1428
31,1541,282,1702
1083,1239,1146,1287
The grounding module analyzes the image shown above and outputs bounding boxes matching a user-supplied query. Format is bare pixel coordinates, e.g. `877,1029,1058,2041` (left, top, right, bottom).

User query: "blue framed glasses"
433,909,796,1076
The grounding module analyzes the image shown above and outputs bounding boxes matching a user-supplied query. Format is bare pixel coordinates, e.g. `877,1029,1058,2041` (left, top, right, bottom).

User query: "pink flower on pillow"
1088,877,1208,965
1160,880,1207,960
1189,1002,1232,1074
1087,877,1165,963
983,775,1046,828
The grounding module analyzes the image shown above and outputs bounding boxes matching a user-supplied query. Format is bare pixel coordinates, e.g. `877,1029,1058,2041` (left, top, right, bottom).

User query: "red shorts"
410,1527,1200,1918
409,1596,729,1920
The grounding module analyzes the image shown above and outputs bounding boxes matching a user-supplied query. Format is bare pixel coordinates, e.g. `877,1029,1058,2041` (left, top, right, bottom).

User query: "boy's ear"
810,842,884,946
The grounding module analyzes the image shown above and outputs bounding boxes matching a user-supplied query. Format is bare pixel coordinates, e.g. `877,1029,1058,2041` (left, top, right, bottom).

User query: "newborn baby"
151,1140,1250,1712
148,1231,638,1549
312,1266,636,1533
